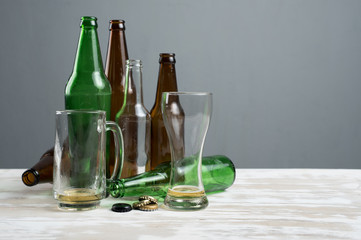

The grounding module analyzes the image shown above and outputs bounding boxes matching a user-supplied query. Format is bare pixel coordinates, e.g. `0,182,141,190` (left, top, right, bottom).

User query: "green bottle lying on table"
22,154,236,198
107,155,236,198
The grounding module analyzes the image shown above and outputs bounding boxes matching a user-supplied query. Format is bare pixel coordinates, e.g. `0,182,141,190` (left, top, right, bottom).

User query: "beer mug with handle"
53,110,124,211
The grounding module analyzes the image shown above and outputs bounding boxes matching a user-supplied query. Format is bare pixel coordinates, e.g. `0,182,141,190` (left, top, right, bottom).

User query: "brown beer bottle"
22,148,54,186
147,53,184,171
105,20,129,177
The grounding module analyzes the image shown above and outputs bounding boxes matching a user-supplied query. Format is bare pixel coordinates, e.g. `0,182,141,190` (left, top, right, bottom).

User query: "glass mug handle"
105,121,124,180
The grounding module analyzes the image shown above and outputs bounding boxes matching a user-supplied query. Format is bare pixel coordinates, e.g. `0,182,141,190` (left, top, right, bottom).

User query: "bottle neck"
21,148,54,186
117,62,147,117
153,63,178,109
107,164,170,198
126,65,144,105
73,27,104,73
22,169,40,186
105,29,129,78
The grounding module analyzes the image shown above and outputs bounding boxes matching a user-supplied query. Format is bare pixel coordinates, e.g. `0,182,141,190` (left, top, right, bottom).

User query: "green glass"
108,155,236,199
64,17,112,177
65,16,111,117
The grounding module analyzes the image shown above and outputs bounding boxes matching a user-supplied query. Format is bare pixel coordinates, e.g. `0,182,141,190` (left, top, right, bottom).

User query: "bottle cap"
138,203,158,211
111,203,132,212
139,195,158,204
132,200,151,209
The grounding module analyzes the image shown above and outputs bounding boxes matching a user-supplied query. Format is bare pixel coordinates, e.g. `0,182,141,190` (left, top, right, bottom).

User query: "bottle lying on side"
22,151,236,198
22,148,54,186
107,155,236,199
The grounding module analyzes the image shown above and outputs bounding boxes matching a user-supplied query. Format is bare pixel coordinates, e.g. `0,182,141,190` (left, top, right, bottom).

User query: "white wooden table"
0,169,361,239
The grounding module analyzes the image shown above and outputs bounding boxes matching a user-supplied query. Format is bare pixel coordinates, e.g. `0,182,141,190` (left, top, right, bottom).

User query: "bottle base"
57,201,100,211
54,188,102,211
163,185,209,211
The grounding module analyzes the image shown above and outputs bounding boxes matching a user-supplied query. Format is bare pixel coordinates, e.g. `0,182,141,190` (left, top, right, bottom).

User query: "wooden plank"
0,169,360,239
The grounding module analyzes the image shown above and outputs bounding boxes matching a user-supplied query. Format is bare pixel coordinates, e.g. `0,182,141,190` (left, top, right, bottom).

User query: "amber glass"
147,53,184,171
105,19,129,122
116,60,150,178
105,20,129,177
22,148,54,186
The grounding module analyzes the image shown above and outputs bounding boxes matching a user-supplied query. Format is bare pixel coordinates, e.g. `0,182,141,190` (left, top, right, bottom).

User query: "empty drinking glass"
162,92,212,210
53,110,124,211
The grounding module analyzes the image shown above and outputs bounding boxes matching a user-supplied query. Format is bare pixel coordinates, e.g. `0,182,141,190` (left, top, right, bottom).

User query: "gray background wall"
1,0,361,169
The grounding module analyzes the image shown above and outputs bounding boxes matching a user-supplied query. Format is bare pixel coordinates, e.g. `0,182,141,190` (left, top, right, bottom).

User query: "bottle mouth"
22,169,39,186
109,19,126,30
80,16,98,28
159,53,176,63
126,59,142,68
108,179,125,198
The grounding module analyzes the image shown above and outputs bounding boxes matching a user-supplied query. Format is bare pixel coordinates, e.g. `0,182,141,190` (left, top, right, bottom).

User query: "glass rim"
126,59,142,67
159,53,175,56
109,19,125,23
162,92,212,96
55,110,106,115
81,16,97,20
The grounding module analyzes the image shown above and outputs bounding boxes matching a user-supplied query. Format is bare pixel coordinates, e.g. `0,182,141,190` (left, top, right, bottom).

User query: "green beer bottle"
108,155,236,199
65,16,111,117
64,16,112,179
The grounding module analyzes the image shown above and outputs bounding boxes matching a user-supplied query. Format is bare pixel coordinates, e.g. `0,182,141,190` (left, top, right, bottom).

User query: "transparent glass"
162,92,212,210
116,60,151,177
53,110,124,211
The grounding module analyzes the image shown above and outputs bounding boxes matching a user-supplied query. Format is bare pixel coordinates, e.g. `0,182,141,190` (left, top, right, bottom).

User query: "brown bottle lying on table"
22,148,54,186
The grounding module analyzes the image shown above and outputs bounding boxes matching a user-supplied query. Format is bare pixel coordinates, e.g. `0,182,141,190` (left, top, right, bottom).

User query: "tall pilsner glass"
162,92,212,210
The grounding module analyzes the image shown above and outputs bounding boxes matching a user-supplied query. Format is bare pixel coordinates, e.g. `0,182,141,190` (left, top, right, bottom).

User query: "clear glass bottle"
116,60,151,178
